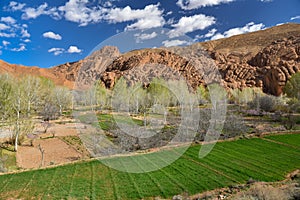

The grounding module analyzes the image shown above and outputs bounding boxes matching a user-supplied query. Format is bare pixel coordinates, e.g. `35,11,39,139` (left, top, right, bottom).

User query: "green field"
0,134,299,199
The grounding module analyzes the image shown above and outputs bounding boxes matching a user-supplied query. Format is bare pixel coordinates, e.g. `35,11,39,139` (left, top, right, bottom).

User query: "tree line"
0,74,72,151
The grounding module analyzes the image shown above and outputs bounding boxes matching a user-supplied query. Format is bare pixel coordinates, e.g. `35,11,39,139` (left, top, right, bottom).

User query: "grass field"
0,133,299,199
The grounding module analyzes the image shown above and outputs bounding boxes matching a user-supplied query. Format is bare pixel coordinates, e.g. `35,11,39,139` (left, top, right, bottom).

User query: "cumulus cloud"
58,0,103,26
67,45,82,53
168,14,215,38
134,32,158,43
21,29,30,38
6,1,26,11
43,31,62,40
1,16,16,24
11,44,26,52
106,4,165,30
291,16,300,20
21,3,60,20
23,39,31,43
210,22,265,40
177,0,235,10
0,32,16,38
6,1,165,29
194,28,218,41
260,0,273,2
0,23,10,31
48,47,65,56
2,40,10,47
162,39,190,47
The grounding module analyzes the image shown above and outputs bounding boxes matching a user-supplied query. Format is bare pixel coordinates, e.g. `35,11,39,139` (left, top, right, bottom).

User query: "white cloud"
2,40,10,47
48,47,65,56
43,31,62,40
11,44,26,52
67,45,82,53
0,32,16,38
0,23,10,31
58,0,103,26
0,20,30,40
168,14,215,38
23,39,31,43
204,28,217,38
210,22,265,40
193,28,218,41
5,1,165,29
260,0,273,2
106,4,165,30
134,32,158,43
1,16,16,24
7,1,26,11
291,16,300,20
21,29,30,38
21,3,60,20
162,39,190,47
177,0,235,10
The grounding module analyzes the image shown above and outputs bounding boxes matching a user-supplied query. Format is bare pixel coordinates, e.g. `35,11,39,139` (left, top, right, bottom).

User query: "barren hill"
0,23,300,95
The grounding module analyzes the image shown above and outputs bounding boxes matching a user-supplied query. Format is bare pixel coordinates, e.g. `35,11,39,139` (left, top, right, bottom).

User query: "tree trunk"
144,111,147,128
14,109,20,152
59,104,62,116
164,109,167,125
27,100,31,116
136,100,139,114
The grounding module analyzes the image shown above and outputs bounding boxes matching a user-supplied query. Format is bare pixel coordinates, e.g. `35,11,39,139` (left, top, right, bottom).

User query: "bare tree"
53,87,72,115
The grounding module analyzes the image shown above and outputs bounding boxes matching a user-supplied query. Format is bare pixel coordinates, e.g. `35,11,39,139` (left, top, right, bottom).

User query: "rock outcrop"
206,35,300,95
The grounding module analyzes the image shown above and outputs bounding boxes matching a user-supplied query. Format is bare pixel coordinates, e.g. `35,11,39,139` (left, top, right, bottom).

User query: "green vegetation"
284,72,300,100
0,148,17,172
0,133,299,199
0,74,72,151
78,113,144,131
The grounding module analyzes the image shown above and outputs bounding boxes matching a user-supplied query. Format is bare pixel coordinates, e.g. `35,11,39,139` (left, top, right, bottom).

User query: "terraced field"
0,133,299,199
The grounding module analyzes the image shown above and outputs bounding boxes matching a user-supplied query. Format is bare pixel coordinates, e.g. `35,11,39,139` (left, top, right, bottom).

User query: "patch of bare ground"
17,138,83,169
16,117,90,169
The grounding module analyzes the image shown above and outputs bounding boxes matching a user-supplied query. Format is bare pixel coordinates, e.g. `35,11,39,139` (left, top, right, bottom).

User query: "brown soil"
16,119,89,169
16,138,82,169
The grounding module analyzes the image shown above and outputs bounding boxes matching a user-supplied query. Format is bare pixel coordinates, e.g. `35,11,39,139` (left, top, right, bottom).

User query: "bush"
230,87,262,106
222,114,248,138
248,94,278,112
195,109,248,141
284,72,300,100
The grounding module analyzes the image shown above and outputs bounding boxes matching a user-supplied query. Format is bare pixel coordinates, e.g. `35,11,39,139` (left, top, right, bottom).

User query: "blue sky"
0,0,299,68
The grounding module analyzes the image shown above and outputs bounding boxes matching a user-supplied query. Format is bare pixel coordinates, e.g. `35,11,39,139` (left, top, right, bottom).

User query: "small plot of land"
0,133,299,199
15,120,90,169
17,138,83,169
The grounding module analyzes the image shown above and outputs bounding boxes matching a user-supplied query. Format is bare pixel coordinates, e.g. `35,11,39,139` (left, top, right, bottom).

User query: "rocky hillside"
0,23,300,95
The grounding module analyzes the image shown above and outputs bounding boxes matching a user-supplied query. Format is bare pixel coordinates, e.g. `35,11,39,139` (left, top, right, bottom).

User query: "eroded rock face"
100,48,216,90
205,35,300,95
250,36,300,95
